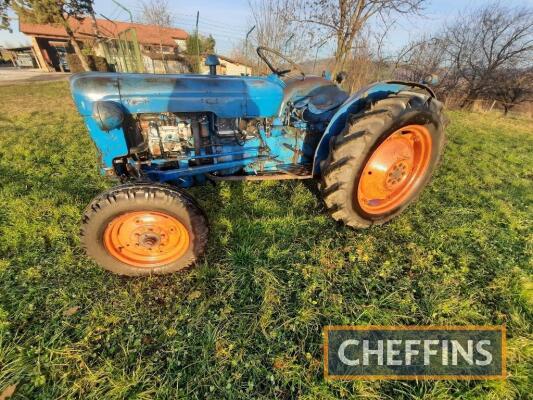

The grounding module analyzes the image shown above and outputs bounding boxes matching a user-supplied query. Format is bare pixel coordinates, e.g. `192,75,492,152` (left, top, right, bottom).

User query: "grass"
0,81,531,399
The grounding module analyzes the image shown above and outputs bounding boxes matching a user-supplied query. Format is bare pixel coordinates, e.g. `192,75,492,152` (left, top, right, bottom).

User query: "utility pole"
111,0,133,23
195,11,200,73
283,33,294,53
313,39,328,74
245,25,255,76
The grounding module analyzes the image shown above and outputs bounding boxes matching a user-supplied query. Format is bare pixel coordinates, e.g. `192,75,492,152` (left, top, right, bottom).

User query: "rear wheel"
320,93,446,228
81,183,208,276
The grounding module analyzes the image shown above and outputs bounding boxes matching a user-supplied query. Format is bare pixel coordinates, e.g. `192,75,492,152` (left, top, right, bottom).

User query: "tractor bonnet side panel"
70,72,284,118
69,74,127,167
117,74,284,117
69,72,284,167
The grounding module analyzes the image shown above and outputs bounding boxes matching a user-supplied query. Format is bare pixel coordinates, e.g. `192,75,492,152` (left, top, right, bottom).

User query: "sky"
1,0,531,57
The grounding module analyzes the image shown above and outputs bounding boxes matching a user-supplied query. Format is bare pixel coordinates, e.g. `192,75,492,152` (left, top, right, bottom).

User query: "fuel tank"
70,72,284,118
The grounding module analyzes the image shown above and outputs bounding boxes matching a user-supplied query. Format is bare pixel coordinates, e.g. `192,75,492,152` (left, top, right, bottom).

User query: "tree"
1,0,10,31
243,0,314,76
185,33,215,55
12,0,94,71
137,0,174,72
340,27,393,92
249,0,309,56
137,0,172,27
185,32,215,73
484,68,533,115
292,0,426,76
394,36,447,83
442,3,533,108
392,35,458,100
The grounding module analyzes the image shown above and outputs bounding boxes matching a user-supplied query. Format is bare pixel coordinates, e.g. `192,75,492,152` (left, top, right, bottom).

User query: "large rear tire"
320,93,446,228
80,183,209,276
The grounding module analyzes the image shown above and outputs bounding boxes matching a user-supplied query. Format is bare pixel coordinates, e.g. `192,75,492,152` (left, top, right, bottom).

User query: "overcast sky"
1,0,531,57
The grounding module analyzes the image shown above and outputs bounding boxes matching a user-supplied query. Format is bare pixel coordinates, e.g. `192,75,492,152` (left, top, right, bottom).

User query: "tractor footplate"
278,164,313,178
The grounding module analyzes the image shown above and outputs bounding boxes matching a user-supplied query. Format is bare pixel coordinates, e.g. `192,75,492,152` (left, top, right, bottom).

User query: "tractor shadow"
192,178,331,270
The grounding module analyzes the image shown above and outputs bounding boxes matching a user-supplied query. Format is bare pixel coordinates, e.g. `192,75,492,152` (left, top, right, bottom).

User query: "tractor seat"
293,83,349,118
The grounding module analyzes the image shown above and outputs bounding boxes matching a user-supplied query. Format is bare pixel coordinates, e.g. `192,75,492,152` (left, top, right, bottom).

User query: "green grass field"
0,82,531,399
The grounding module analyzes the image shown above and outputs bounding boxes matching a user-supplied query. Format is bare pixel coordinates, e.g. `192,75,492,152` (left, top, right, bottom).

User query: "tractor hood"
70,72,284,118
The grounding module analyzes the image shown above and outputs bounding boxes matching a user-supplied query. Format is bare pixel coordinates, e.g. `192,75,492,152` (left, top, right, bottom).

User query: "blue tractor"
70,48,446,275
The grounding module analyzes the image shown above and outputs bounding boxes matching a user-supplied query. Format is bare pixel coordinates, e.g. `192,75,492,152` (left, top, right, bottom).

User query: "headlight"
92,101,124,131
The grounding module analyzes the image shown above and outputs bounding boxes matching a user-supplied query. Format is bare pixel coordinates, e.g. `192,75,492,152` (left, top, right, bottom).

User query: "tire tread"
320,93,445,228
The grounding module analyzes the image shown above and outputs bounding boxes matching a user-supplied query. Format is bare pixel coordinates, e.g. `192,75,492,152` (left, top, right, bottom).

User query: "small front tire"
80,183,209,276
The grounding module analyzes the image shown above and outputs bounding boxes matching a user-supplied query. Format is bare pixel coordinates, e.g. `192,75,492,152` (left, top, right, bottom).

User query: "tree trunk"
70,38,91,71
332,41,348,79
62,19,91,72
459,98,471,109
459,90,476,109
503,104,509,116
332,22,350,78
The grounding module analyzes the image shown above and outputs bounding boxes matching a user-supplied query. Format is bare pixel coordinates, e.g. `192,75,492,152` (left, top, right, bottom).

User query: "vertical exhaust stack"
204,54,220,75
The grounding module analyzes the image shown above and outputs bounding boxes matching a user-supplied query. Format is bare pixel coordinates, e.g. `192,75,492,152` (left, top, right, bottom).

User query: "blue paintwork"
83,116,128,167
146,156,270,182
312,82,407,174
70,70,418,184
70,72,285,168
277,76,336,116
71,72,284,117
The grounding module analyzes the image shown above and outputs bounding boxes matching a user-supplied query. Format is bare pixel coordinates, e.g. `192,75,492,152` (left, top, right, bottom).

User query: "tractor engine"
135,112,259,160
137,113,193,157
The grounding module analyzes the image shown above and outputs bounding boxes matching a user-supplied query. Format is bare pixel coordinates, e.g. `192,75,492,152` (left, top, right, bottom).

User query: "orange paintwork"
357,125,432,215
103,211,189,267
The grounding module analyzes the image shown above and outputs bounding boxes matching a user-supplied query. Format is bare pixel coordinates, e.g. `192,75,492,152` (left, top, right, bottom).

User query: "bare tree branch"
290,0,426,76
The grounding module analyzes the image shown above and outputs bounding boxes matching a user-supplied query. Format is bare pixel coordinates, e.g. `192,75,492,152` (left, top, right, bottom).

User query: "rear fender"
312,81,436,175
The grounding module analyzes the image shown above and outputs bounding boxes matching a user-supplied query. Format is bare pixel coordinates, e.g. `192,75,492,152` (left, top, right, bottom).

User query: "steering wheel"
256,46,305,78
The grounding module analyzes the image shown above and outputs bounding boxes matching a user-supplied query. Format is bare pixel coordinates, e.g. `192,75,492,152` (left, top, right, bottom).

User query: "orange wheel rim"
103,211,189,268
357,124,432,215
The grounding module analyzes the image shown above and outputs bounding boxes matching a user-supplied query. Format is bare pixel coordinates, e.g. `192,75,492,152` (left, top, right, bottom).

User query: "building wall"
0,48,37,68
26,33,249,76
199,58,250,76
93,42,106,58
142,54,190,74
221,60,250,76
174,39,187,52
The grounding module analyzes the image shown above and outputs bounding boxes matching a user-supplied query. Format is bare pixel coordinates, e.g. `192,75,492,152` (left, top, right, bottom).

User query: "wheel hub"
386,160,410,188
103,211,189,267
357,125,432,215
139,232,161,248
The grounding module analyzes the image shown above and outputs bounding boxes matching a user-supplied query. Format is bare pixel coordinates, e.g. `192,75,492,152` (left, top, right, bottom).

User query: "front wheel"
320,93,446,228
80,183,209,276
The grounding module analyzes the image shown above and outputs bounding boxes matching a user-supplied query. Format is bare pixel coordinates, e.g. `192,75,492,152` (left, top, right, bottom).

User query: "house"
19,17,188,73
199,55,252,76
0,46,37,68
18,18,252,76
